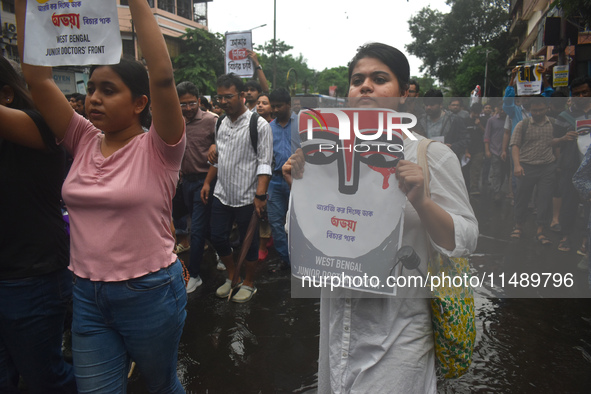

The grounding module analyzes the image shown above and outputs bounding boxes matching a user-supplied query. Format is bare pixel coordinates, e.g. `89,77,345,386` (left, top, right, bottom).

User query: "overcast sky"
207,0,450,77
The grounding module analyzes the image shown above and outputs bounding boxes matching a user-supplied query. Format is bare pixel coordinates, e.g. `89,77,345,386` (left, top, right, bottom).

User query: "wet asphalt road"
127,191,591,393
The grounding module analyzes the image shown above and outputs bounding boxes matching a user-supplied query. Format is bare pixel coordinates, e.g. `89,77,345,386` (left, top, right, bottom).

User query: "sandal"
550,223,562,232
510,228,522,239
557,239,570,252
536,233,552,246
577,243,588,257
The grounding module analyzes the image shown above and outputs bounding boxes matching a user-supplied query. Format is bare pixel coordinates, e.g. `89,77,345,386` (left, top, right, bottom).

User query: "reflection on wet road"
129,194,591,393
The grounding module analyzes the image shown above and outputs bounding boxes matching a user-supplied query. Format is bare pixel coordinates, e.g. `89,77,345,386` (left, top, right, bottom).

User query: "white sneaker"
175,243,190,254
186,276,203,293
216,254,226,271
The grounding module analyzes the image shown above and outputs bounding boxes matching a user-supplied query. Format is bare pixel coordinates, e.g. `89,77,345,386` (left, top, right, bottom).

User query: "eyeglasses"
180,101,198,108
214,94,237,102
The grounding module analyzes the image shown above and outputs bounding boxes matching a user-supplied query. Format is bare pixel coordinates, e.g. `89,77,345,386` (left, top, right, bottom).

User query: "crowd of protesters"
408,75,591,261
2,4,591,391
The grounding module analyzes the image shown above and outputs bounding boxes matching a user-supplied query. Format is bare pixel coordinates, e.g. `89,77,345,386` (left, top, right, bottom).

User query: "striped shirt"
214,110,273,207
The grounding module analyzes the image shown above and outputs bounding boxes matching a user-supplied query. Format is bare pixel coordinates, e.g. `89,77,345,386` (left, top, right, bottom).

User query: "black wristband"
255,194,267,201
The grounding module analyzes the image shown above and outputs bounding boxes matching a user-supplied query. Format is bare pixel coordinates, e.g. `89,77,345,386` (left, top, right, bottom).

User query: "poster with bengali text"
290,107,409,296
225,31,252,78
516,64,543,96
24,0,121,66
553,65,569,88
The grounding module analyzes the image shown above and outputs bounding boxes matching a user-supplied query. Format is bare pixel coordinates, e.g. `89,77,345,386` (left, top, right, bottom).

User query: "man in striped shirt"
201,74,273,303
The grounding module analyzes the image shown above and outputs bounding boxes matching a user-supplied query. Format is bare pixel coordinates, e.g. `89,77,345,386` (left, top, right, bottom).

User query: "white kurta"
318,134,478,394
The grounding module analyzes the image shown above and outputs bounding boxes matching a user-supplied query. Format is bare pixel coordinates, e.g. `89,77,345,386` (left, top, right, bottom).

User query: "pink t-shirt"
61,113,186,281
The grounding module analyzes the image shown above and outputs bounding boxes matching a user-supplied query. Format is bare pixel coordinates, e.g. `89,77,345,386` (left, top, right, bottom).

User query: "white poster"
516,64,543,96
24,0,121,66
224,30,253,78
290,106,412,296
553,65,569,88
577,119,591,158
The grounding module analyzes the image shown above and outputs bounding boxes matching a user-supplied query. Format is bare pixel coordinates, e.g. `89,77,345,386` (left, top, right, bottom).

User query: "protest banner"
515,64,543,96
553,65,569,88
225,30,252,78
577,119,591,157
290,104,416,296
23,0,121,66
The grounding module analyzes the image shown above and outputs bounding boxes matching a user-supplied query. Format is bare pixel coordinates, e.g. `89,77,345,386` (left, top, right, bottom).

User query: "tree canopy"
553,0,591,28
316,66,349,97
406,0,511,96
255,39,316,94
173,28,225,96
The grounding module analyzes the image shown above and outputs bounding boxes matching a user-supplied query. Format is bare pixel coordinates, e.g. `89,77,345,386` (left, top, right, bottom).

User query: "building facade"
1,0,210,93
508,0,590,81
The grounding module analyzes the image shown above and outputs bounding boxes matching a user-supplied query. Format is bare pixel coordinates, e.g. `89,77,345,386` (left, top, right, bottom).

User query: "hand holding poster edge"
21,0,122,67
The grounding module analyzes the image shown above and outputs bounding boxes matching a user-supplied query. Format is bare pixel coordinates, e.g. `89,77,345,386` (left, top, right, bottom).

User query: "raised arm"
128,0,183,145
248,51,269,94
0,106,45,150
16,0,74,140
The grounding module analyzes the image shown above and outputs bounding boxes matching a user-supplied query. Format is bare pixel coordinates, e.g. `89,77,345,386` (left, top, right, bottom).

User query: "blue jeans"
210,197,259,262
268,175,291,264
72,260,187,394
185,178,214,278
0,268,77,394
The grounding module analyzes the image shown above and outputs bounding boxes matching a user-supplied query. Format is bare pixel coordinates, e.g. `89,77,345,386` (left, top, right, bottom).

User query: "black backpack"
215,112,260,154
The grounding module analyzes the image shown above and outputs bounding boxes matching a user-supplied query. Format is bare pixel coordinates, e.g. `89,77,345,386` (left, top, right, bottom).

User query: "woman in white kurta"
284,43,478,394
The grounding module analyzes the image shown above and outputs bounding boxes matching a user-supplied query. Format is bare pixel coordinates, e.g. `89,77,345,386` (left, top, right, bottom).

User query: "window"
177,0,192,20
157,0,174,13
122,39,135,58
121,0,153,6
2,0,15,13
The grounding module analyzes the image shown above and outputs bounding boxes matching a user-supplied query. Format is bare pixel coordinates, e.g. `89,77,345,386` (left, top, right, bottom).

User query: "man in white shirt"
201,74,273,303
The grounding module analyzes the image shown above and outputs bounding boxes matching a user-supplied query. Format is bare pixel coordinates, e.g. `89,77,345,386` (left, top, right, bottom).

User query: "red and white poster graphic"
224,30,253,78
290,107,416,295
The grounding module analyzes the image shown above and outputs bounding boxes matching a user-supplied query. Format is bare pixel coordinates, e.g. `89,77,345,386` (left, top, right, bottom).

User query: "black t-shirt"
466,117,485,154
0,109,69,279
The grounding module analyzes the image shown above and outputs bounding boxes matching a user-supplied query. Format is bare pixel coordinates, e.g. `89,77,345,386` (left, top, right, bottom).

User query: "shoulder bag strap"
249,112,259,154
417,138,433,198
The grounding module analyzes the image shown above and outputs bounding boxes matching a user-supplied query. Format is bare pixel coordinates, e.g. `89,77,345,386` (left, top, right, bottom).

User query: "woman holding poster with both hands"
284,43,478,393
16,0,187,392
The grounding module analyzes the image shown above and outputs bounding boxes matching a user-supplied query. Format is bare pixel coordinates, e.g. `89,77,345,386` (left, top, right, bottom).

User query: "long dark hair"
90,57,151,128
0,56,35,110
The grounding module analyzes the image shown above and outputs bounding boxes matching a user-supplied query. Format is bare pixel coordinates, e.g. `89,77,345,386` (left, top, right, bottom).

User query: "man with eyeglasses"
175,81,218,293
201,74,272,303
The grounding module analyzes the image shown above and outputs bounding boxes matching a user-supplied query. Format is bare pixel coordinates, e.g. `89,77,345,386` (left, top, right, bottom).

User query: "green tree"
410,75,439,94
316,66,349,97
255,40,316,93
406,0,511,89
255,39,293,57
553,0,591,27
173,28,225,96
451,46,505,96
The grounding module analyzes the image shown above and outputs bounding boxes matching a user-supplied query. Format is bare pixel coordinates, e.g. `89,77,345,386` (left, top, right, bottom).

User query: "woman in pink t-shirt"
16,0,187,392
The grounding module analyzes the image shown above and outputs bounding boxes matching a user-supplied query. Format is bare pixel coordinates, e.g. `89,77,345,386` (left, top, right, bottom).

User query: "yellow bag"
417,138,476,379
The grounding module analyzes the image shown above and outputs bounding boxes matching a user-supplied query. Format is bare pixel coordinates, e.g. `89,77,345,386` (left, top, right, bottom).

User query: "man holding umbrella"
201,73,272,303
